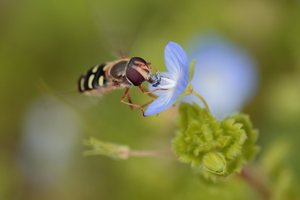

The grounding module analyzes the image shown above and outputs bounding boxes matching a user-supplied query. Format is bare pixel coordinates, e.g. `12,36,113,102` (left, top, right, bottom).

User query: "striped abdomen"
78,64,108,93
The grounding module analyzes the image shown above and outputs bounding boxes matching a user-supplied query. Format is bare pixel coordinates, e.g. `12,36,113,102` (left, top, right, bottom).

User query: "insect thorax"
108,60,128,79
107,59,132,87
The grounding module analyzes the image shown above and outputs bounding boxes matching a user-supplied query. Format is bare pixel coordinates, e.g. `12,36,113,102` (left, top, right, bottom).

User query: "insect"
78,57,161,113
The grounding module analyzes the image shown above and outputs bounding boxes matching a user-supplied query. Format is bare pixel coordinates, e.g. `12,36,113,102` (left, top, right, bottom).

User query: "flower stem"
129,150,160,157
239,167,271,200
185,85,211,112
191,90,211,113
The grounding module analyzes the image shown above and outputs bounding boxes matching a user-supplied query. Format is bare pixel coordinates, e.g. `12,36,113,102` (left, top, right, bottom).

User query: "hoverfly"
78,57,161,114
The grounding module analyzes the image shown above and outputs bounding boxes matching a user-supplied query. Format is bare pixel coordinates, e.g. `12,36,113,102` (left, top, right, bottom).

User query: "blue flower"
144,41,189,116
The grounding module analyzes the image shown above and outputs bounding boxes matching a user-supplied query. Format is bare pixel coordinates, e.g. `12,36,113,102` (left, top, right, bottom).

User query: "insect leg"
126,93,153,117
140,99,154,108
126,91,135,110
138,85,167,98
120,88,143,110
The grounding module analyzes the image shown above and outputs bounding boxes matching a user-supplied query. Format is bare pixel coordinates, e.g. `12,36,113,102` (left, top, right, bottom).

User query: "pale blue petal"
164,41,189,75
144,92,177,116
175,69,189,95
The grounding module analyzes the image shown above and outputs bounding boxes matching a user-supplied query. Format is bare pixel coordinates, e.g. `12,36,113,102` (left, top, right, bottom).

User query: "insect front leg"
138,85,167,98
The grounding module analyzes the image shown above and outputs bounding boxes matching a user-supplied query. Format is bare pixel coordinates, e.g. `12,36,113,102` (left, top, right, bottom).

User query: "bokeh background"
0,0,299,199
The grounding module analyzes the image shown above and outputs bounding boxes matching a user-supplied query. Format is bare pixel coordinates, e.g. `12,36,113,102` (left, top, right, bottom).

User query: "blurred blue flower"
184,36,258,119
21,96,80,186
144,41,189,116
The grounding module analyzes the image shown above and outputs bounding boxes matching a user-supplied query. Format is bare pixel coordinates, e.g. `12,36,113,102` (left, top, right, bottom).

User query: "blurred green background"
0,0,299,199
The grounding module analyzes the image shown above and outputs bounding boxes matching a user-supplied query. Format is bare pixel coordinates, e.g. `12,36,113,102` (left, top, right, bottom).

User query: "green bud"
202,152,226,175
172,103,259,181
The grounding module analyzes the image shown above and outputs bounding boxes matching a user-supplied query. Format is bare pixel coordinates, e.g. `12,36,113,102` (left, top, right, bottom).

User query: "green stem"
130,150,160,157
185,85,211,113
191,90,211,113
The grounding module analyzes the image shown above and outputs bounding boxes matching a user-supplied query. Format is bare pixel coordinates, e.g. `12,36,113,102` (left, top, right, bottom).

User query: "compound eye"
126,57,150,86
126,67,145,86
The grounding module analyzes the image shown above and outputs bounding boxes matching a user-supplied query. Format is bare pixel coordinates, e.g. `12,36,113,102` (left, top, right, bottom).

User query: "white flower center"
158,77,176,90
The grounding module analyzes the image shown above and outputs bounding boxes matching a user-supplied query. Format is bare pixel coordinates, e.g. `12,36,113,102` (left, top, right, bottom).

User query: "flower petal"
164,41,189,75
144,92,177,116
145,41,190,116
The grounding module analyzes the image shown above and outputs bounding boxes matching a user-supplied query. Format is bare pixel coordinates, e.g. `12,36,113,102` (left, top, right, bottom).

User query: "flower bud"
172,103,259,181
202,152,226,175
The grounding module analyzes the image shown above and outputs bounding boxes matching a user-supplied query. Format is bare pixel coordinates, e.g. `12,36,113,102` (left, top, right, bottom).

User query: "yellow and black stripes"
78,64,107,92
